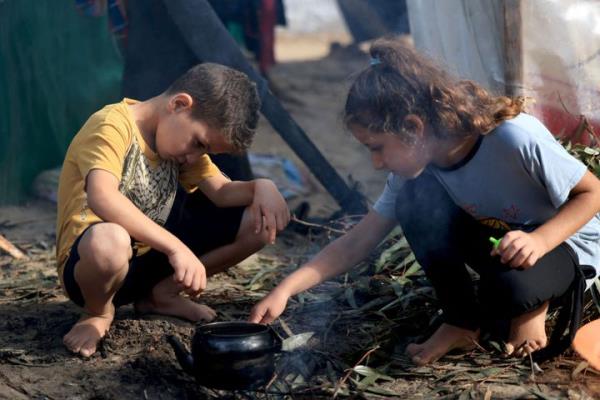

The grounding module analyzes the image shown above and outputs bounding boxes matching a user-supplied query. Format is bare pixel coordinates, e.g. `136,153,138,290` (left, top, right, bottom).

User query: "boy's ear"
168,93,194,113
402,114,425,138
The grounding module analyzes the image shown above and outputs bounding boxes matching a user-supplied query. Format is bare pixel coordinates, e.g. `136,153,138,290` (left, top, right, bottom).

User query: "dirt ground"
1,34,600,399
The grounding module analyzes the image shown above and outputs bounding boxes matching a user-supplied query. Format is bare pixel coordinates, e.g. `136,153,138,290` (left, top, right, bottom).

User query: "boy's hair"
344,37,524,143
165,63,261,151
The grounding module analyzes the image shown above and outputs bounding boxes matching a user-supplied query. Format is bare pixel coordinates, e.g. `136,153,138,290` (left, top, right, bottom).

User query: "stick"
332,345,380,398
0,234,27,259
291,216,347,235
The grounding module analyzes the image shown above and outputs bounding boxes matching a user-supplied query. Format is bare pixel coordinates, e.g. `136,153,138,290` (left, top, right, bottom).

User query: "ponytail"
344,36,524,141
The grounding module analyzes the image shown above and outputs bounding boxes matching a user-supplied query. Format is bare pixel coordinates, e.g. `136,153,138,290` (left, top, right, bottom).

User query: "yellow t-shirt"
56,98,220,277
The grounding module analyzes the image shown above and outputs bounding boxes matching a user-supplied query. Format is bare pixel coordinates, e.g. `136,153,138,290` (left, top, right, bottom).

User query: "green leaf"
488,341,504,353
363,385,403,396
395,253,416,272
402,260,421,277
390,281,404,296
375,236,409,271
458,387,472,400
281,332,315,352
583,147,599,155
245,268,275,290
353,365,394,381
345,287,358,309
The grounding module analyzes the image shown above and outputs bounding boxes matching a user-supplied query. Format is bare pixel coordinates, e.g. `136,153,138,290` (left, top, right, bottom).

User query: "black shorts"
62,188,245,307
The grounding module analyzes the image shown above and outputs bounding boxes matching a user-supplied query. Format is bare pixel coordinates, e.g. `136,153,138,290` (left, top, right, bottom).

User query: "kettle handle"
267,325,283,352
166,335,195,375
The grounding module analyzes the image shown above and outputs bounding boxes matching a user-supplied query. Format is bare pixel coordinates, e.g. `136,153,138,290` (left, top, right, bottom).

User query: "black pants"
63,188,245,307
395,172,578,331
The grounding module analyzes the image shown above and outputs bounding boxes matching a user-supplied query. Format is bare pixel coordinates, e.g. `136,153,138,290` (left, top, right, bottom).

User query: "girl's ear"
168,93,194,113
402,114,425,139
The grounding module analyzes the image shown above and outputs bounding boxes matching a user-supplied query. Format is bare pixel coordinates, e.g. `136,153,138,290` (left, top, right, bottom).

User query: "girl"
250,37,600,365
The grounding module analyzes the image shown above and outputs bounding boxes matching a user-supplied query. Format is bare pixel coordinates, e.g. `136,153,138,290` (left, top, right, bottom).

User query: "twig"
332,345,380,398
277,318,294,337
265,372,278,390
324,314,342,345
291,216,347,235
468,338,488,354
3,358,58,368
0,233,27,259
528,349,543,381
557,92,600,144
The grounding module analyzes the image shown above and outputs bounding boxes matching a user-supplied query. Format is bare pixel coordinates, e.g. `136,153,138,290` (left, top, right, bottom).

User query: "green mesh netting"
0,0,123,204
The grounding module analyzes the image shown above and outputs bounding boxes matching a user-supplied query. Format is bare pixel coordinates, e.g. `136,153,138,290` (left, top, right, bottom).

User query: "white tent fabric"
407,0,600,143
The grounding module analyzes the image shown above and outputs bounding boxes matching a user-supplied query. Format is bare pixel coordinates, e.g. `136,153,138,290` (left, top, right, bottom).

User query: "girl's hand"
250,179,290,244
490,230,548,269
248,288,290,324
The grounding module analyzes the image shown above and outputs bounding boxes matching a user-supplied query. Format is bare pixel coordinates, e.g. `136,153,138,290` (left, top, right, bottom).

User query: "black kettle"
167,321,282,390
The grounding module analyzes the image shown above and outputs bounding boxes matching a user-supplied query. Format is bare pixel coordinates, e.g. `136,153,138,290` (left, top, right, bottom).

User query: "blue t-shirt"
373,113,600,284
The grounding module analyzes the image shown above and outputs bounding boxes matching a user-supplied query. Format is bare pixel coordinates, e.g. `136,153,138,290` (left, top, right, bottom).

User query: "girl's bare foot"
63,305,115,357
135,294,217,322
505,301,549,357
406,323,480,365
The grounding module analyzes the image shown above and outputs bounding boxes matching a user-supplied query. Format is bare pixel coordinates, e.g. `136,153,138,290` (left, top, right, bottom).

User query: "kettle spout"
167,335,194,375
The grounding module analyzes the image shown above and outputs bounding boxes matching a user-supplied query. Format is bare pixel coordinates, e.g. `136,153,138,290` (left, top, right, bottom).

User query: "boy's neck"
128,96,161,152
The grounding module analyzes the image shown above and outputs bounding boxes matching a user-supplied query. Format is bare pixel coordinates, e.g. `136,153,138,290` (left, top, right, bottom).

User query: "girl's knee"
79,223,132,274
482,273,548,316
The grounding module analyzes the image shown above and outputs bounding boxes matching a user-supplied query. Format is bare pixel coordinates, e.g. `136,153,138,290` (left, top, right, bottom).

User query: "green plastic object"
489,236,502,249
0,0,123,204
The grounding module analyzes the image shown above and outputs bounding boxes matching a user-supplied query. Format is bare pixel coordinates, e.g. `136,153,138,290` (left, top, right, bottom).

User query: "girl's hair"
344,37,524,143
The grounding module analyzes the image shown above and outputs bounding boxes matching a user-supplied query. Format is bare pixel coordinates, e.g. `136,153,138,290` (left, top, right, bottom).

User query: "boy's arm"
86,169,206,293
494,170,600,268
249,210,397,324
196,173,254,207
198,174,290,243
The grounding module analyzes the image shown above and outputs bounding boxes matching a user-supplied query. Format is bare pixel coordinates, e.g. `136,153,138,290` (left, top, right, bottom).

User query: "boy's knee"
238,209,272,248
255,228,272,247
236,228,270,251
80,223,132,274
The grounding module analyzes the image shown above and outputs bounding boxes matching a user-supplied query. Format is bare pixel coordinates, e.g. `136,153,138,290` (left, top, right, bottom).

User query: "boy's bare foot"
406,323,480,365
505,301,549,357
63,305,115,358
135,294,217,322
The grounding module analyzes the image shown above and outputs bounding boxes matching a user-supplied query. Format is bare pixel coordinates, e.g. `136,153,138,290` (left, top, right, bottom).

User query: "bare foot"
63,305,114,357
406,323,480,366
135,294,217,322
505,301,549,357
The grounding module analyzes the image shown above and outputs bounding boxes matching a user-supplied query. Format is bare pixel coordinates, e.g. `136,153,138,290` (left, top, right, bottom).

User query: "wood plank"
503,0,523,97
0,233,27,259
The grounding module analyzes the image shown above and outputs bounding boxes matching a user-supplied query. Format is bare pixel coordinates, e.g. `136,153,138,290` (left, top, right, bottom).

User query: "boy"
56,63,290,357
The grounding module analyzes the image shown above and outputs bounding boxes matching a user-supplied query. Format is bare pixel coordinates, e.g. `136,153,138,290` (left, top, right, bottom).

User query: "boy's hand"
249,288,290,324
167,245,207,297
490,230,548,269
251,179,290,244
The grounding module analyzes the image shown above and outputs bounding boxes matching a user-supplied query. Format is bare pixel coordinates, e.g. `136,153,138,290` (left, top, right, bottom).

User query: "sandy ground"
1,34,600,399
0,33,389,400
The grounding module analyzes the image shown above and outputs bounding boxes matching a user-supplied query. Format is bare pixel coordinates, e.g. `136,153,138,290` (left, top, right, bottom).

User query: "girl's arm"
495,170,600,268
249,210,397,323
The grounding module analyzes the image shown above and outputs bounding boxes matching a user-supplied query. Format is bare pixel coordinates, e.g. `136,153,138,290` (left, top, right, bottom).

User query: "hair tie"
369,57,381,66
